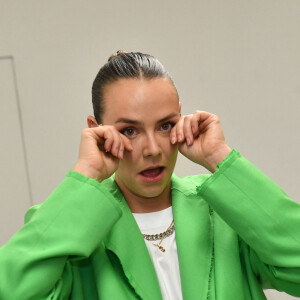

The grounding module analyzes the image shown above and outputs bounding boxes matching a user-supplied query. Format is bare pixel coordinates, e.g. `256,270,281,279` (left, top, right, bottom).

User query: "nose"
142,133,162,157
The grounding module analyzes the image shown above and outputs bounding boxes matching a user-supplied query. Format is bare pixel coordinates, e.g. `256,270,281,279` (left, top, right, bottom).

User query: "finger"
102,130,114,152
170,123,178,144
191,111,201,136
183,116,194,146
193,111,215,126
196,111,219,133
104,138,112,152
121,135,133,152
90,126,112,148
104,127,122,154
110,129,122,157
118,139,124,159
170,124,177,144
83,127,105,153
117,133,128,159
97,126,119,157
175,116,186,143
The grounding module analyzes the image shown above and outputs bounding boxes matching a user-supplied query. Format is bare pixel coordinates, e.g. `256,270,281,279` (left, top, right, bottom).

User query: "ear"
179,102,182,115
87,115,99,128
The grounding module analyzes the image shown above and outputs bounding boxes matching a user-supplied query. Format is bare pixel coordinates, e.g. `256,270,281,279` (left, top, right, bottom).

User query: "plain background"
0,1,299,299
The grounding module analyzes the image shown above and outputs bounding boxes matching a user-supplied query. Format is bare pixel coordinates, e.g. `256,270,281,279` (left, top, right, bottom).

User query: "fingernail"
118,149,123,158
171,136,176,144
191,127,196,134
186,137,191,145
178,134,183,142
114,148,119,156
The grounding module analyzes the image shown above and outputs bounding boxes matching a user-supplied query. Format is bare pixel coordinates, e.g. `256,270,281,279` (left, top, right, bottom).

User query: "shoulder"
171,173,211,195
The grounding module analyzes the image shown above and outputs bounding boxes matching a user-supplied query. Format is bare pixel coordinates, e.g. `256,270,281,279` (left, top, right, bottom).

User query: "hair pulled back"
92,51,176,124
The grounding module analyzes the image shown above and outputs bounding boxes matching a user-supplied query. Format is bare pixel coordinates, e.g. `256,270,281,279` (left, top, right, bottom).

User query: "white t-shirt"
133,207,183,300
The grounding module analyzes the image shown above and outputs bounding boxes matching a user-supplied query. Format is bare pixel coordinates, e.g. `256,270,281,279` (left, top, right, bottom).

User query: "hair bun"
108,50,127,62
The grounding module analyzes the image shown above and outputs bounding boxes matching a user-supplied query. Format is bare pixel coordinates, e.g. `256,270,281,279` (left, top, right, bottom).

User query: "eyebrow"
115,113,179,125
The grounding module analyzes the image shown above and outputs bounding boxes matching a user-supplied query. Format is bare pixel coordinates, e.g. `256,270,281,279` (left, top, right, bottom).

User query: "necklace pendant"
153,243,165,252
159,246,165,252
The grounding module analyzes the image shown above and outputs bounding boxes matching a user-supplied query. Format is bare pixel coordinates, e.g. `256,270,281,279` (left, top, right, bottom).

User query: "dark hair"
92,51,177,124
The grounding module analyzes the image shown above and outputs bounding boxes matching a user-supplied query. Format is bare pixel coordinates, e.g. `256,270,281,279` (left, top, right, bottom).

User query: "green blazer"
1,151,300,299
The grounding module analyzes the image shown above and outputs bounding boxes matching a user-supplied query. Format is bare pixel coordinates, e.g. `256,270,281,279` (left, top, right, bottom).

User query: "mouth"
139,166,165,183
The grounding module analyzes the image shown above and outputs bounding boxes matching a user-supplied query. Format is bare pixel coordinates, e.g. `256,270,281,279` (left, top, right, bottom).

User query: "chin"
135,179,171,198
135,187,166,199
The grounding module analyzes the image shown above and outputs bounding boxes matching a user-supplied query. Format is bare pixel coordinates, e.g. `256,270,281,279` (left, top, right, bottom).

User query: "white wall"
0,1,299,299
0,57,32,244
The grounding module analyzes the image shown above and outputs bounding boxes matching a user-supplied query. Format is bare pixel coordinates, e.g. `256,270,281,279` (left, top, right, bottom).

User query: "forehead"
102,78,179,124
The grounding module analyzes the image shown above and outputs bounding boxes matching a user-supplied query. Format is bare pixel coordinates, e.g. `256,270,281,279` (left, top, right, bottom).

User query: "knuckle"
103,125,114,133
82,128,91,136
212,114,219,122
183,115,192,124
109,125,117,131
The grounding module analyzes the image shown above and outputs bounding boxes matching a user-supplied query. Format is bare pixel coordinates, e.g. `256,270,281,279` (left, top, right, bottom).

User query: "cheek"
167,144,179,166
163,140,178,155
118,145,140,170
125,138,145,158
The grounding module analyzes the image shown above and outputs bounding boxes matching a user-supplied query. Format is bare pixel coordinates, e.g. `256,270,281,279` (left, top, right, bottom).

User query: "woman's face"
102,78,180,199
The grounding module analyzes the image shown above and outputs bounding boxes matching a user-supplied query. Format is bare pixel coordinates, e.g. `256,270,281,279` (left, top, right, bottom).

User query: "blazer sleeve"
0,171,122,300
197,150,300,297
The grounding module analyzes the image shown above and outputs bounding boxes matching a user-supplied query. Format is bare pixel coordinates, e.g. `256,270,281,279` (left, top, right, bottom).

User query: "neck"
115,180,172,213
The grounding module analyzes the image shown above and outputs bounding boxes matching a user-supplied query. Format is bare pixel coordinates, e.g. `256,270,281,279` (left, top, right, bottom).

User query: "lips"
139,167,165,183
140,167,164,177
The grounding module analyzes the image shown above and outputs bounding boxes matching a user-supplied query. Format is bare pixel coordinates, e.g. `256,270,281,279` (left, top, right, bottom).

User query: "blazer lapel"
100,174,214,300
102,178,163,300
172,174,214,300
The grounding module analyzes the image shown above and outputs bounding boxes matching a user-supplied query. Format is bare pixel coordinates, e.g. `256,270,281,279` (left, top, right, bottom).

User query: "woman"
0,51,300,299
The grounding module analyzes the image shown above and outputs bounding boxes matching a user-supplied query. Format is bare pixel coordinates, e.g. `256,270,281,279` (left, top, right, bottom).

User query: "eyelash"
120,122,175,138
121,127,137,138
160,122,175,132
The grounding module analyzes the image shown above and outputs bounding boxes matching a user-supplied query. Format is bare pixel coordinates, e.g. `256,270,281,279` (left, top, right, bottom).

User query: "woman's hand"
170,111,232,173
73,126,133,181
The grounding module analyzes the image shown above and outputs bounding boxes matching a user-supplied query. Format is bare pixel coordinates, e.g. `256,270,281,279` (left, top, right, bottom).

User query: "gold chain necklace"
142,219,175,253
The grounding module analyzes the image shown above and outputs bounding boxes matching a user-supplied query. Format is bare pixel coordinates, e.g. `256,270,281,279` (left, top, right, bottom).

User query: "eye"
121,127,137,138
160,122,175,132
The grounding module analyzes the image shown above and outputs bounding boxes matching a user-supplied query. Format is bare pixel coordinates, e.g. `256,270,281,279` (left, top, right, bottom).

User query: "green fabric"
0,151,300,299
